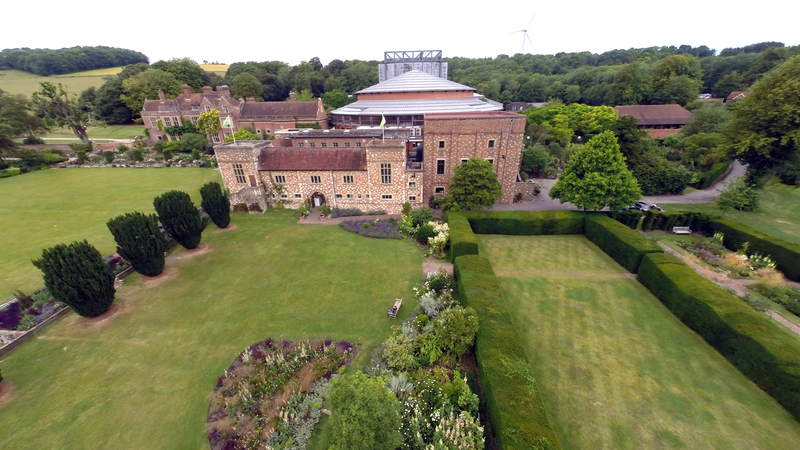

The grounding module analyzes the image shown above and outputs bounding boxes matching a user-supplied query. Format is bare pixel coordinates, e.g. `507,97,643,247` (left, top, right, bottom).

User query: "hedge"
608,210,642,229
454,255,562,450
637,253,800,420
584,215,663,273
709,219,800,282
692,161,732,190
461,210,589,236
446,212,479,261
641,210,717,233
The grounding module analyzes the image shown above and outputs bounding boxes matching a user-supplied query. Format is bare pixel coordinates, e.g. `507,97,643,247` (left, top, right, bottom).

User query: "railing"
406,162,423,171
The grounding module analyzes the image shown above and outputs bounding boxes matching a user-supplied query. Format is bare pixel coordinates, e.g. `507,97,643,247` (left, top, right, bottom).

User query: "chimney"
182,84,191,96
218,85,231,98
158,90,165,100
289,91,296,102
246,97,255,103
202,86,213,94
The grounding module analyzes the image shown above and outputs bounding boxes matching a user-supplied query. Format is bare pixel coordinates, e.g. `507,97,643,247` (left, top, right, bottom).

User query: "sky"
2,0,799,67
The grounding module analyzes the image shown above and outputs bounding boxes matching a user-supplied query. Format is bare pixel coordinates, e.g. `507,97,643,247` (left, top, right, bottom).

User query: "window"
437,159,445,175
222,106,229,113
310,143,316,147
294,193,302,199
274,175,286,184
298,143,304,147
461,158,469,164
438,140,445,149
232,163,246,184
149,117,158,127
321,143,327,148
358,194,362,199
333,142,339,147
192,105,199,110
164,117,172,127
224,132,230,138
346,194,353,199
343,175,354,184
311,175,321,184
256,129,262,134
382,194,393,200
280,193,288,199
408,181,416,188
212,133,220,143
435,187,445,194
336,194,343,199
204,105,211,112
365,194,370,199
409,195,416,202
173,117,180,125
486,158,494,167
191,116,198,125
355,142,361,147
344,142,350,147
380,163,391,184
488,139,496,149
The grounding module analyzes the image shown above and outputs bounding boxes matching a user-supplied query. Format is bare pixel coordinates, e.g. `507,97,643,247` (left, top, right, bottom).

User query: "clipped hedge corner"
447,212,479,261
584,215,663,273
461,210,589,236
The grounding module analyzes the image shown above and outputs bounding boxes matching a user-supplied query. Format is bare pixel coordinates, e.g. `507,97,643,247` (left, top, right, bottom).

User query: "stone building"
215,111,525,213
140,86,327,144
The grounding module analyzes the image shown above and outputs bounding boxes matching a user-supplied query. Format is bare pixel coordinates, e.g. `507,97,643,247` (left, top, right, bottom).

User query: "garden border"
0,306,69,358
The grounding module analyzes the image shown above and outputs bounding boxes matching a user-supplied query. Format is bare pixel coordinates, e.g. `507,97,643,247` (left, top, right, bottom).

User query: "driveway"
492,160,744,211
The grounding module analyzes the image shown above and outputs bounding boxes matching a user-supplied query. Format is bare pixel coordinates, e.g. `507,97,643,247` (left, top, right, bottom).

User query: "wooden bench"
388,298,403,319
672,226,692,235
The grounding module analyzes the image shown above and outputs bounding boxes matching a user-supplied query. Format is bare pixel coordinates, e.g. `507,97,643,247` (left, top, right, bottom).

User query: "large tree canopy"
120,69,182,113
230,73,262,99
0,90,47,158
724,54,800,172
151,58,205,90
448,157,504,210
31,82,92,143
550,130,641,210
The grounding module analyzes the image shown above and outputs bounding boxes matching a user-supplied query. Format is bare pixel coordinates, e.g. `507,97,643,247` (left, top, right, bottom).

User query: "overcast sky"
3,0,798,66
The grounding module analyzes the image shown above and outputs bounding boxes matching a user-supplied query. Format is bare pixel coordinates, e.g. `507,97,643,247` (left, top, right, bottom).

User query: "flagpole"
229,116,236,145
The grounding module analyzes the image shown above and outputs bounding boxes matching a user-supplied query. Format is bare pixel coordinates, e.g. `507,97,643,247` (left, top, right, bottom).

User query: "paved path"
493,160,745,212
767,311,800,336
299,207,401,225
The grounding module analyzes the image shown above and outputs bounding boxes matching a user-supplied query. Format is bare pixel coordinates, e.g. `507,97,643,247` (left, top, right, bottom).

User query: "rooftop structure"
379,50,447,82
614,104,693,138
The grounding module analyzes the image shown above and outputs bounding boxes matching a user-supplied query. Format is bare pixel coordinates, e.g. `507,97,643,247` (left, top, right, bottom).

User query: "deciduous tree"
0,91,47,159
31,82,91,143
448,157,503,210
550,130,641,210
230,73,262,99
120,69,182,113
107,212,169,277
224,129,259,142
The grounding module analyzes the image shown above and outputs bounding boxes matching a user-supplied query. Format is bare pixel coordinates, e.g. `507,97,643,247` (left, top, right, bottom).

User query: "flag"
379,114,386,130
222,116,232,128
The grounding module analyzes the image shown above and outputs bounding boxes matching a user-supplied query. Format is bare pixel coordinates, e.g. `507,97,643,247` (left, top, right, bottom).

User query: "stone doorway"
312,192,326,207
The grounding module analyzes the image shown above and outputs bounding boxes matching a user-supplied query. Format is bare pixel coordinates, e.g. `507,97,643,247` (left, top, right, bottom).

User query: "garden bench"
388,298,403,319
672,226,692,235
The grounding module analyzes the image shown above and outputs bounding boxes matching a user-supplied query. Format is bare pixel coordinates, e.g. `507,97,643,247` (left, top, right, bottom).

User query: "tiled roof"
259,149,366,171
725,91,748,102
331,97,502,116
142,100,180,112
355,70,476,94
614,104,692,126
646,129,682,139
241,102,320,118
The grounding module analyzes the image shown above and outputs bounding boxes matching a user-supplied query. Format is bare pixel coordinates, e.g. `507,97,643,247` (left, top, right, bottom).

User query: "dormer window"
223,106,229,113
204,105,211,113
192,105,199,111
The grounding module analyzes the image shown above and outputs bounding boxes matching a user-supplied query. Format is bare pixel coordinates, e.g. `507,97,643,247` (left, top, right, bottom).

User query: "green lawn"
40,125,146,140
0,212,421,449
671,179,800,246
478,234,800,450
0,69,108,97
0,168,221,294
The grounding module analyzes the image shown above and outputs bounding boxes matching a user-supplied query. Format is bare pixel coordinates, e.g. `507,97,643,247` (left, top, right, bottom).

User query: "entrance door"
314,196,321,207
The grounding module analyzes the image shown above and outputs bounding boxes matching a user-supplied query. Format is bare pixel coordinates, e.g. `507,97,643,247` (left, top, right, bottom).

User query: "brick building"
215,111,525,213
141,86,327,144
614,104,693,139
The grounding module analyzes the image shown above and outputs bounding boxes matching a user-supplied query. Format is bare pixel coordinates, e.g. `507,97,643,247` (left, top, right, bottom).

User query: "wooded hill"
0,46,149,76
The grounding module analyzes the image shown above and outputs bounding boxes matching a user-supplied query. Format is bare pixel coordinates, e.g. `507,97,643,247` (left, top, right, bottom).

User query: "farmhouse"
214,111,525,213
614,104,693,139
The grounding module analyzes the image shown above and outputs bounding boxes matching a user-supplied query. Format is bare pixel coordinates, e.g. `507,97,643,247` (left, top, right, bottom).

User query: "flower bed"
330,208,364,218
674,232,780,279
0,289,64,334
207,338,358,450
339,218,402,239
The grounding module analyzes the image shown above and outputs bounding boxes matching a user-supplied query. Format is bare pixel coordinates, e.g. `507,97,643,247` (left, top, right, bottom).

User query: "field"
201,64,229,73
0,69,108,97
40,125,146,140
0,168,221,294
52,67,124,77
0,211,421,449
671,179,800,246
478,234,800,450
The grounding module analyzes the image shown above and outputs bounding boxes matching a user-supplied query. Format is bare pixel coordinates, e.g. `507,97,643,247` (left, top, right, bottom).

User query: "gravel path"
767,311,800,336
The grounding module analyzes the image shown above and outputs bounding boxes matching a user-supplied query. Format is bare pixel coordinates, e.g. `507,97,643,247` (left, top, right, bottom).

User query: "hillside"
0,69,109,97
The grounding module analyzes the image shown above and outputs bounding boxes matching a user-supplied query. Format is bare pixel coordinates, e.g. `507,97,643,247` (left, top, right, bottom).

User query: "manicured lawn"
671,179,800,246
40,125,146,139
0,69,107,97
0,212,421,449
478,234,800,450
0,168,221,294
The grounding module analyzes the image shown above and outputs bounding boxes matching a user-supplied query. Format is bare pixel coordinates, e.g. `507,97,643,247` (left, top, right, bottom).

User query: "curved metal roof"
331,96,502,116
355,70,476,94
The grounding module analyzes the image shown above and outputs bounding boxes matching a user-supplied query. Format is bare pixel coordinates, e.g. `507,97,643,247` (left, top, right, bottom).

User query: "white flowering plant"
427,221,450,258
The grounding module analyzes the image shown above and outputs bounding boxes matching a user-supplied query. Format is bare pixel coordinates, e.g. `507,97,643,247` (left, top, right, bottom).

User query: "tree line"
0,46,149,76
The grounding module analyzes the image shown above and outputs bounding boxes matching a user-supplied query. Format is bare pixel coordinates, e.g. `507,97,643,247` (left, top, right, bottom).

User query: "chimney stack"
182,84,191,96
158,90,165,100
218,85,231,98
202,86,213,94
289,91,296,102
246,97,256,103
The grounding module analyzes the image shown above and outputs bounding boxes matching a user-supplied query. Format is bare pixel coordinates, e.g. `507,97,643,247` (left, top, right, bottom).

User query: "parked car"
650,204,664,212
634,201,651,211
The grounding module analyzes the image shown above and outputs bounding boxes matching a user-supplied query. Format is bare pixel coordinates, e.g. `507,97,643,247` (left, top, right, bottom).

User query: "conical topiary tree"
153,190,208,249
32,240,115,318
200,182,231,228
107,212,169,277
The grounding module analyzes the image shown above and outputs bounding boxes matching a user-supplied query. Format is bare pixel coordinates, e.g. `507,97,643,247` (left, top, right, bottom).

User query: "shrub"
414,223,436,244
709,219,800,282
328,371,402,450
6,167,21,176
32,240,115,318
716,176,759,212
462,210,589,235
102,151,115,163
693,161,732,189
584,215,663,273
131,149,144,162
75,150,88,162
12,290,33,310
637,253,800,420
446,212,479,261
434,306,479,361
153,190,208,249
409,207,434,227
780,170,799,186
401,202,412,216
454,255,562,450
641,210,717,233
161,149,174,161
16,314,37,331
107,212,169,277
608,210,642,229
199,182,231,228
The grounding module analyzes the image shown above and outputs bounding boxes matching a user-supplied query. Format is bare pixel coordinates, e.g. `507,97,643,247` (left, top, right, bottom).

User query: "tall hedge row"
454,255,562,450
608,210,642,229
637,253,800,420
692,161,732,189
584,216,663,273
709,219,800,282
446,212,479,261
641,210,716,233
461,210,589,235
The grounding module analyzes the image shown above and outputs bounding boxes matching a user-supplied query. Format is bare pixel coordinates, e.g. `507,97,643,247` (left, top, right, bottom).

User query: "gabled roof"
241,101,320,118
259,149,366,171
614,104,692,126
142,100,180,112
355,70,475,94
725,91,748,102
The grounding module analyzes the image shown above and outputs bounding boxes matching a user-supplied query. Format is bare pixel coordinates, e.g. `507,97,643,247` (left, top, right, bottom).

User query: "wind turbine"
510,14,536,54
